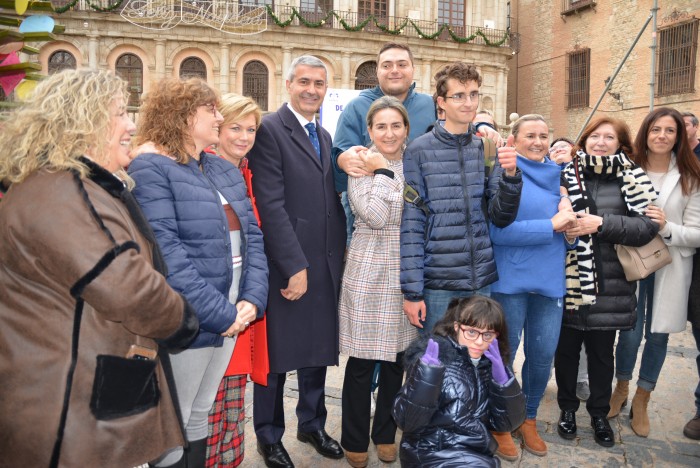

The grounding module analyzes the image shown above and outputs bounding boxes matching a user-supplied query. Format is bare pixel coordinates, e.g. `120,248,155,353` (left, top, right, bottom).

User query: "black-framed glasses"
459,325,498,343
445,91,480,104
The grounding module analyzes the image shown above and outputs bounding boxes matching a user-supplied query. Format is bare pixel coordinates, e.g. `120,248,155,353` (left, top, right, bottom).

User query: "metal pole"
650,0,659,111
575,12,653,142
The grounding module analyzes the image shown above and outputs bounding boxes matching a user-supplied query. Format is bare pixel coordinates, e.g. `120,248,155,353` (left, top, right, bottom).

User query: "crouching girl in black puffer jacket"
393,296,526,467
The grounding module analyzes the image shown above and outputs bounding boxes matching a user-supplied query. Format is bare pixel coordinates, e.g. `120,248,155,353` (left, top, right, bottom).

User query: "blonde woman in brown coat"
0,69,199,468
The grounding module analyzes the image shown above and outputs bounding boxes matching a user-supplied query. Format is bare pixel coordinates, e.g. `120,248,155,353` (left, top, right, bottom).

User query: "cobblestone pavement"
242,325,700,467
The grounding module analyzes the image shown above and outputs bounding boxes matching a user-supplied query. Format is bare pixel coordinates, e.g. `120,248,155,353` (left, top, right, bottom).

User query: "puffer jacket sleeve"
129,155,237,335
486,367,526,432
238,192,269,319
400,143,427,300
599,212,659,247
486,162,523,228
393,359,445,434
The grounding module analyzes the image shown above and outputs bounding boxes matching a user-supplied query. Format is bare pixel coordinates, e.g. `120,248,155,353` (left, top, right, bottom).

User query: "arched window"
115,53,143,108
242,60,268,111
48,50,77,74
355,61,378,90
180,56,207,80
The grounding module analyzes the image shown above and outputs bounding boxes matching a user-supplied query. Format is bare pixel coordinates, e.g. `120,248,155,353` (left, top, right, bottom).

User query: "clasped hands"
220,300,257,337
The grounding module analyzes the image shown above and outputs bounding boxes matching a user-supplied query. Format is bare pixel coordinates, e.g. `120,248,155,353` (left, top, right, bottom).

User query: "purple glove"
421,338,441,366
483,338,509,385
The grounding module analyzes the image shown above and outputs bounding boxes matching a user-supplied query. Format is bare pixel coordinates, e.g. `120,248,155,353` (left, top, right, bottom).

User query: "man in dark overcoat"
248,55,347,467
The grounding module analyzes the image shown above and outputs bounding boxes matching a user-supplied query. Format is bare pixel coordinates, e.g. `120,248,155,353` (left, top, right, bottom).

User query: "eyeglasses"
203,103,218,115
444,91,480,104
459,325,498,343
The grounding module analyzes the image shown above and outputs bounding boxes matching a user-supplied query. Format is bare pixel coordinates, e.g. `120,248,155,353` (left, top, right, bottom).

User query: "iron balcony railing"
51,1,515,48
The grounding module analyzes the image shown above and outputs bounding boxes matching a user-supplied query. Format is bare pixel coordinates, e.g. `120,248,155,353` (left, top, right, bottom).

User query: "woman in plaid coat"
338,97,418,467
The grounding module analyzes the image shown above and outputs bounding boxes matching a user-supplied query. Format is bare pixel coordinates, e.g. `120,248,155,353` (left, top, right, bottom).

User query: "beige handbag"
615,235,671,281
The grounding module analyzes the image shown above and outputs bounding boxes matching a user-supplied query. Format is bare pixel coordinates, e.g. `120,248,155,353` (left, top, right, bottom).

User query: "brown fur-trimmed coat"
0,159,199,468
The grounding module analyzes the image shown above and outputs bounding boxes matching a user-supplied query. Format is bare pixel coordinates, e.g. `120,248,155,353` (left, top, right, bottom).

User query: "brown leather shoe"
608,379,629,419
492,431,519,461
376,443,397,463
344,451,368,468
515,419,547,456
629,387,651,437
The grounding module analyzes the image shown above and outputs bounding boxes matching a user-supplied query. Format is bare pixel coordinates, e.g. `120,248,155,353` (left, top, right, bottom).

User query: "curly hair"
634,107,700,196
219,93,262,129
433,296,510,364
574,116,634,158
433,62,482,99
135,77,219,163
0,69,127,184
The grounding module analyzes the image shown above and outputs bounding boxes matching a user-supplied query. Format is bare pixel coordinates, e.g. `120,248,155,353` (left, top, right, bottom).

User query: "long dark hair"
633,107,700,196
433,296,510,363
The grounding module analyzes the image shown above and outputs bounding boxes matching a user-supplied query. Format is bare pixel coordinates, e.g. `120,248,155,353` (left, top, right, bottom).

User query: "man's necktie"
305,122,321,159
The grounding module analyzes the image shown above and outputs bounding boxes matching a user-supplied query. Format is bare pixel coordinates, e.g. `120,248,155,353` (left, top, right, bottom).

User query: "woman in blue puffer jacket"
128,78,268,468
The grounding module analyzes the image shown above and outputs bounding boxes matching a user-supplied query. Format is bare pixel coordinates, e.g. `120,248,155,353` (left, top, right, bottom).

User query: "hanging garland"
266,7,509,46
52,2,509,46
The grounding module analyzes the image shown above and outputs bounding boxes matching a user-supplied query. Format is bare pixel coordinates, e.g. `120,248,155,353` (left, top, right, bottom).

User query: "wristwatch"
596,218,604,233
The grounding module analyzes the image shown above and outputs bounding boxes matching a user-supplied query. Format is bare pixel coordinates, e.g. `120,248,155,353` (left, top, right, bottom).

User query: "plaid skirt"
205,375,246,467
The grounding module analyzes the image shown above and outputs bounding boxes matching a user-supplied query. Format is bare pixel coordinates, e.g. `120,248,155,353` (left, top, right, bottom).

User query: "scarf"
563,150,657,309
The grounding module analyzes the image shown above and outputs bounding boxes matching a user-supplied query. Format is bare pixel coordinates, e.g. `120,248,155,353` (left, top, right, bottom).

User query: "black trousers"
341,355,404,452
555,327,616,418
253,366,328,445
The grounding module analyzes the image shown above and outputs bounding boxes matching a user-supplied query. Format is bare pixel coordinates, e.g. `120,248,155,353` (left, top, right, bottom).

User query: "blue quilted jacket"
400,123,522,300
129,153,269,348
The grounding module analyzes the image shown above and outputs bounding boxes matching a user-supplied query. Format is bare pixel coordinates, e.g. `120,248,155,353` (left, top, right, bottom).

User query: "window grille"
243,60,268,111
48,51,77,74
180,57,207,80
657,19,698,97
355,61,378,90
115,54,143,108
566,48,590,109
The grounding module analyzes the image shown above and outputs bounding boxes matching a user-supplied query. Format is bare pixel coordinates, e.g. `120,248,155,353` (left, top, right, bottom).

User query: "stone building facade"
508,0,700,140
37,0,516,123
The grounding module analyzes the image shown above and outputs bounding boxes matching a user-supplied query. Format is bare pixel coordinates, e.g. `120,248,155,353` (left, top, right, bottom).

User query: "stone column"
341,51,351,89
282,46,292,80
87,33,99,70
421,59,432,95
496,66,507,124
219,42,230,93
154,39,166,80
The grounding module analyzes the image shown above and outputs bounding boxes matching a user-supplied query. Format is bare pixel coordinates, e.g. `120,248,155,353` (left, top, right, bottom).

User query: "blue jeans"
422,286,491,334
693,324,700,415
492,292,563,419
615,274,669,391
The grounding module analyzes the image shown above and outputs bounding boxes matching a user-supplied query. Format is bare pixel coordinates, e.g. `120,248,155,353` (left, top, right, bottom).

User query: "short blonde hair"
219,93,262,128
0,69,127,183
135,77,220,164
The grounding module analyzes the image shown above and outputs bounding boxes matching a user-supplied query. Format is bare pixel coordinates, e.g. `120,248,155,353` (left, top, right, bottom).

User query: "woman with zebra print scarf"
553,117,659,449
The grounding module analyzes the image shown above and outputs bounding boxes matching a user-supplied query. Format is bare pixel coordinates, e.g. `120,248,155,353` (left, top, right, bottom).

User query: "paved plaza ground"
242,324,700,467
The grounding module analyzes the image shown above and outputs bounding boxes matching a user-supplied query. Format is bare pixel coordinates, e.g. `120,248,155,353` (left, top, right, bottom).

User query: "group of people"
1,40,699,468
